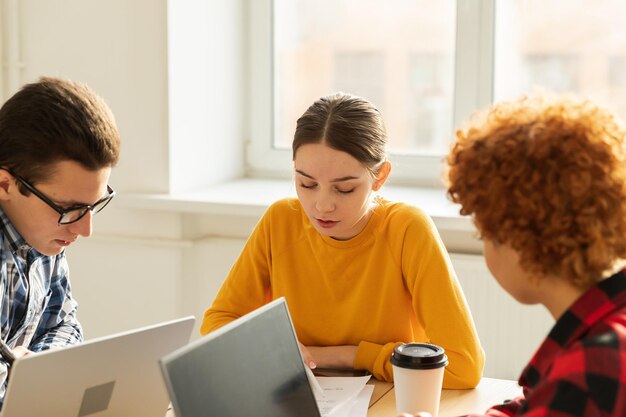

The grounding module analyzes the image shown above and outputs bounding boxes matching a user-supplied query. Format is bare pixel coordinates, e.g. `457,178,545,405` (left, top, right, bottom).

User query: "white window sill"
117,178,481,253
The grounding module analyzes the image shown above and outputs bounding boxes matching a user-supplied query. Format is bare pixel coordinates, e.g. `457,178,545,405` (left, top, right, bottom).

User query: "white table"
367,377,522,417
165,377,522,417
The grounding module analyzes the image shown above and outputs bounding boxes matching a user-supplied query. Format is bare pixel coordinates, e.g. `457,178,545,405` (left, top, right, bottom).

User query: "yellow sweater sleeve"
399,208,484,388
353,204,484,387
354,341,402,381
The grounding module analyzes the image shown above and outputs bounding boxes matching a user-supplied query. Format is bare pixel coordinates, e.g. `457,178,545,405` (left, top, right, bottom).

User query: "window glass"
273,0,456,154
494,0,626,121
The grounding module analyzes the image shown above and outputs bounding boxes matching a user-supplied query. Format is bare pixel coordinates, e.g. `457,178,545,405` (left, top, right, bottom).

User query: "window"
247,0,478,185
332,52,385,119
522,55,580,92
270,0,456,158
610,56,626,87
248,0,626,185
407,53,453,151
494,0,626,121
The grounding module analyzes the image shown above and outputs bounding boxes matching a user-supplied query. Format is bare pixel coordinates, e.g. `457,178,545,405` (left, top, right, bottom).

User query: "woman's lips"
316,219,338,229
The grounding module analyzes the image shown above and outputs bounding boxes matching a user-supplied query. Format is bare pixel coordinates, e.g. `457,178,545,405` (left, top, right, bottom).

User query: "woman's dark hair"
293,92,387,177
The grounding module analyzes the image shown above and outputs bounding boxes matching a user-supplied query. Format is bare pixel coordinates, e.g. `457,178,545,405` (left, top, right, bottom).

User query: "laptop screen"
161,298,320,417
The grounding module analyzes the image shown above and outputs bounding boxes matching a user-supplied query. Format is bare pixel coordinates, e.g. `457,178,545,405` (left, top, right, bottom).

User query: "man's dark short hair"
0,76,121,187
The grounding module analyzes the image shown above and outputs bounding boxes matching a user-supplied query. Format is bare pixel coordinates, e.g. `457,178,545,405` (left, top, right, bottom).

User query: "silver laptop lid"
160,298,320,417
2,316,195,417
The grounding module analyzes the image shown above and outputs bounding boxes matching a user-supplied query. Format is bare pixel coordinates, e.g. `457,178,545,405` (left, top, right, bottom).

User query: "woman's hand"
298,341,317,369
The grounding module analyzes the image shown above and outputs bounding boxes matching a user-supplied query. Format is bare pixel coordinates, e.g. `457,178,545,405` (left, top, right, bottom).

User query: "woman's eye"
337,188,355,194
299,183,316,189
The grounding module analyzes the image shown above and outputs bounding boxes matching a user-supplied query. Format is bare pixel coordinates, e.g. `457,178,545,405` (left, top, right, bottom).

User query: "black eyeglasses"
5,169,115,225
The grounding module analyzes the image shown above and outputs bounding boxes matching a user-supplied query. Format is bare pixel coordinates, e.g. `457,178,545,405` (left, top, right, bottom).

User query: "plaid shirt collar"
0,206,47,267
520,269,626,388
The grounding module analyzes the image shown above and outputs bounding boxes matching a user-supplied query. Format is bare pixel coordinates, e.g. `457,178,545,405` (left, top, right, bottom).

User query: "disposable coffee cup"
391,343,448,417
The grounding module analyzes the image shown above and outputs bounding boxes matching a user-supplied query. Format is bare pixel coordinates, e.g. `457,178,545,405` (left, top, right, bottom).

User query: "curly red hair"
446,94,626,288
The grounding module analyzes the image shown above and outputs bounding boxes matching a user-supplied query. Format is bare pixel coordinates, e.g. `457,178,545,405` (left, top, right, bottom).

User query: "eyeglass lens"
58,195,113,224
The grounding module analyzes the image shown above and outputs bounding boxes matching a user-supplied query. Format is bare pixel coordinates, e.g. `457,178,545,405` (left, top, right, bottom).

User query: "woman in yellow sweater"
202,92,484,388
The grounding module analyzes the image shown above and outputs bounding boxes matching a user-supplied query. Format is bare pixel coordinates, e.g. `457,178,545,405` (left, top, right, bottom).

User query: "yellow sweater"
202,198,484,388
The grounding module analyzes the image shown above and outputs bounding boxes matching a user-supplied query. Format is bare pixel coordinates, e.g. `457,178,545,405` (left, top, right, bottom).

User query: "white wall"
7,0,246,194
16,0,170,193
67,237,185,339
168,0,246,192
2,0,248,336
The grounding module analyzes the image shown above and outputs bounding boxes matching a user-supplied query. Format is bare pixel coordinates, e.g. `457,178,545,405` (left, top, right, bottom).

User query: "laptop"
160,298,321,417
1,316,195,417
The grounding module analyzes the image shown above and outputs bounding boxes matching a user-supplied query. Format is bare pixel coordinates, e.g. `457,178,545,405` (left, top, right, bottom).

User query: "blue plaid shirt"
0,207,83,403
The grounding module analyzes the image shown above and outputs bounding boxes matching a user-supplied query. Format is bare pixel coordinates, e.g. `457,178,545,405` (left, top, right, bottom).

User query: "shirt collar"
0,206,41,261
520,269,626,388
550,270,626,348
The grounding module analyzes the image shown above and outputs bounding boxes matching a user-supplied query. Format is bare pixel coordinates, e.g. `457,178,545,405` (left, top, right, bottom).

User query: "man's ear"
0,170,14,200
372,161,391,191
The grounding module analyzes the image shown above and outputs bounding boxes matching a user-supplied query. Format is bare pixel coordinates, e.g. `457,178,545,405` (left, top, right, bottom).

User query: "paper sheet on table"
336,385,374,417
313,375,372,417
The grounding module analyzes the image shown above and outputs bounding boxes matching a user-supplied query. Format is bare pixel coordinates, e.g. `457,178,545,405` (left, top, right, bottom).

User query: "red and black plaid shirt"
471,269,626,417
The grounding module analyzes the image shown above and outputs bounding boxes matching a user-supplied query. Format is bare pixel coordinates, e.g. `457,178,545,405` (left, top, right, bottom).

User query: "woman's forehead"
294,144,368,180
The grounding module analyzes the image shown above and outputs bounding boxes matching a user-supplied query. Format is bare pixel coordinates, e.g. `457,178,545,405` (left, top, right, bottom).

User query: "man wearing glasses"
0,77,120,404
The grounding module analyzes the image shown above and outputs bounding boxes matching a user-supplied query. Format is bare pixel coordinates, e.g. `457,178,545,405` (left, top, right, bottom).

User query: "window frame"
246,0,495,187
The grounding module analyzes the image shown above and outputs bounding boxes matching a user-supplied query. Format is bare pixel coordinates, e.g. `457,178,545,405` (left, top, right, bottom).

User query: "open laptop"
1,316,195,417
160,298,321,417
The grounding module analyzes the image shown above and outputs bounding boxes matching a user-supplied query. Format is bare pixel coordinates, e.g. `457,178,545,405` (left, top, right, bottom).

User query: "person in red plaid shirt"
400,94,626,417
444,94,626,416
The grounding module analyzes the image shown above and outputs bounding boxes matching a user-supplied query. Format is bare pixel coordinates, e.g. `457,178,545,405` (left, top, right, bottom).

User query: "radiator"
450,253,554,380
